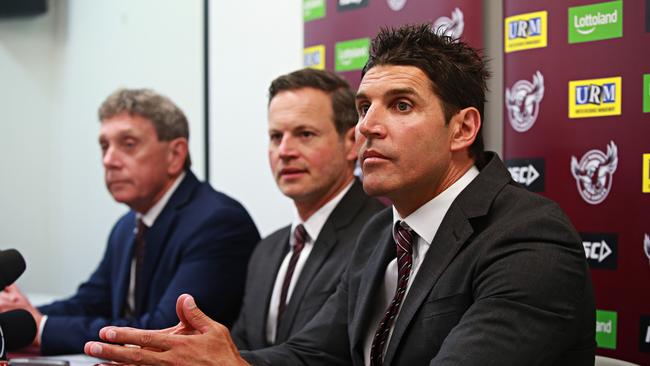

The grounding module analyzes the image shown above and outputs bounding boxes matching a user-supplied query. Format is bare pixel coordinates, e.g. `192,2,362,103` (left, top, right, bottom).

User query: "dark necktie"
133,218,148,314
370,221,415,366
277,224,308,323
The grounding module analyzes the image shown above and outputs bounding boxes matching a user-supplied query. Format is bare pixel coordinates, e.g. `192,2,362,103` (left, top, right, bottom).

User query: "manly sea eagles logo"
433,8,464,39
571,141,618,205
386,0,407,11
643,234,650,262
505,71,545,132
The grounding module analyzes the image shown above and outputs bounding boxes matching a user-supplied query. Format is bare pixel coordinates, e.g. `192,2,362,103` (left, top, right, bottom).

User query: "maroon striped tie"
370,221,414,366
277,224,308,323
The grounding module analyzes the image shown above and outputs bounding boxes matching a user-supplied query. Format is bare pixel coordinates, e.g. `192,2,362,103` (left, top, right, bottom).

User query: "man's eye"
358,104,370,116
300,131,315,139
396,101,411,112
269,133,282,142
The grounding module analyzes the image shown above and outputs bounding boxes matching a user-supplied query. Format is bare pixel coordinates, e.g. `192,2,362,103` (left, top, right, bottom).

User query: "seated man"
85,24,595,366
0,88,260,355
230,69,384,349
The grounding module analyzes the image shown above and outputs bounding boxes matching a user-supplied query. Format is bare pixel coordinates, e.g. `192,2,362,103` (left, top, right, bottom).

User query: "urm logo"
568,76,621,118
575,83,616,105
508,17,541,39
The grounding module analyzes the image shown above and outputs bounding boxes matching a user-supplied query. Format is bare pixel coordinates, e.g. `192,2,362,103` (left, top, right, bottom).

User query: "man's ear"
343,127,357,162
450,107,481,153
167,138,189,175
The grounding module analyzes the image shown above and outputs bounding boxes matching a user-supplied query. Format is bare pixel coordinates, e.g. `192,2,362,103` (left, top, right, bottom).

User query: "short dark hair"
268,68,357,136
99,88,191,170
362,23,490,163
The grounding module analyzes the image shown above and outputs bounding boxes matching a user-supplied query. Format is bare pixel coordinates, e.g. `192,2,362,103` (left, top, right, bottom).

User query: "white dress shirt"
363,167,479,365
265,180,354,344
126,172,186,314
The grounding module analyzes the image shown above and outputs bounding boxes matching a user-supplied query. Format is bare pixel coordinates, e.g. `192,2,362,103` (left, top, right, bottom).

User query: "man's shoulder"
329,179,386,229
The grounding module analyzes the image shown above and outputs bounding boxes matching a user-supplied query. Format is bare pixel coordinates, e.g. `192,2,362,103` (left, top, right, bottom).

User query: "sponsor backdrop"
504,0,650,363
302,0,483,88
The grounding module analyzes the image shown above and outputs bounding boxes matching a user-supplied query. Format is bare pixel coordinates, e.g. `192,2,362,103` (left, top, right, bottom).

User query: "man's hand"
84,294,249,366
0,284,43,346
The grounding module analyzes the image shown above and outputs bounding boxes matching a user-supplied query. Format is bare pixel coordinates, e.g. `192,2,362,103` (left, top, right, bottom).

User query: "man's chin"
361,178,391,197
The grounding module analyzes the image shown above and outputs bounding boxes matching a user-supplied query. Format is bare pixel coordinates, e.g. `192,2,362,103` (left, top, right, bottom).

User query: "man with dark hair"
230,68,383,349
0,88,260,355
85,24,595,366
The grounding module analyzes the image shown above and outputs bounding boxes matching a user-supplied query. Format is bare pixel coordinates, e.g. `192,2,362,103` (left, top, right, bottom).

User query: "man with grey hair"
0,88,260,355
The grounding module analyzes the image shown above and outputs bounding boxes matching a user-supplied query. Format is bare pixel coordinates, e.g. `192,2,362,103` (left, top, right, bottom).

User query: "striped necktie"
370,220,415,366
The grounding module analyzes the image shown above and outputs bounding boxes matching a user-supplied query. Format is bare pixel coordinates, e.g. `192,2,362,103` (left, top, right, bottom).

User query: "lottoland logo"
504,10,548,53
335,38,370,72
569,1,623,44
569,76,621,118
304,0,326,22
303,45,325,70
596,310,617,349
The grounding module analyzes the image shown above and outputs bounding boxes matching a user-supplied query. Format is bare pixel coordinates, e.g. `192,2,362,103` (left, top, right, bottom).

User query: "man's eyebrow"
356,87,418,100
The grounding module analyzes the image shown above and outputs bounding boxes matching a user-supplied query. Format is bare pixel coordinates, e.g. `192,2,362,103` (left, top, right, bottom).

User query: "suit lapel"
135,172,199,313
113,212,137,317
255,228,290,345
349,211,393,358
278,179,370,341
383,205,473,365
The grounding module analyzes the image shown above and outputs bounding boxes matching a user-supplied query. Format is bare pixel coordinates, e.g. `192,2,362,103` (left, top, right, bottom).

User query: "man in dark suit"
230,69,383,350
0,88,260,355
85,24,595,365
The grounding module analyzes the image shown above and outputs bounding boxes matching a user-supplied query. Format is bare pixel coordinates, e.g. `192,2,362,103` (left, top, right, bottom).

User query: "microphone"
0,309,36,359
0,250,26,289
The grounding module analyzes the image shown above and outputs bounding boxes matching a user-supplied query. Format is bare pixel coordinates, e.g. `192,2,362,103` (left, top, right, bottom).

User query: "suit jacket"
244,153,595,366
38,171,260,355
231,179,384,350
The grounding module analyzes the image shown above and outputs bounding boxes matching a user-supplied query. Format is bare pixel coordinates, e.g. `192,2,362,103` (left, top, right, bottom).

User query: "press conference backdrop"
302,0,483,88
503,1,650,364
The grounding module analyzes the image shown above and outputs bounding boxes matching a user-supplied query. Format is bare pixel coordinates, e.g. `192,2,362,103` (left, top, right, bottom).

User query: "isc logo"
575,83,616,105
508,17,541,39
583,240,612,263
580,233,617,270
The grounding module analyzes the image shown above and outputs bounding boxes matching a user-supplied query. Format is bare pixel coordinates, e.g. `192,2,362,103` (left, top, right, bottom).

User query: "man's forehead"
99,114,155,137
357,65,431,97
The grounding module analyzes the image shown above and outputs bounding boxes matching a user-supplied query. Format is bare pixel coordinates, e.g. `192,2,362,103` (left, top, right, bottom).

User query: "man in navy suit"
85,25,595,366
0,88,260,355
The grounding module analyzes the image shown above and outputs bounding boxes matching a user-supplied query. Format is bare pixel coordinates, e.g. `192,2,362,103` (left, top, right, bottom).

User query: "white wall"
0,0,502,298
0,0,204,298
208,1,303,236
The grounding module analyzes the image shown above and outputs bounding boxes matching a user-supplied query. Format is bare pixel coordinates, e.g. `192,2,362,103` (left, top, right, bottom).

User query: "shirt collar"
137,172,187,228
291,179,355,246
392,166,479,246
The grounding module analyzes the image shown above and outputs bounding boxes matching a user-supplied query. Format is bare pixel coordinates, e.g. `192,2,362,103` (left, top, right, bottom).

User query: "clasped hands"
85,294,249,366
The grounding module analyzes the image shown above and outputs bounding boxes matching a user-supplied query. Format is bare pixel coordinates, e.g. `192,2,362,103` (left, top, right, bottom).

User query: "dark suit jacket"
243,153,595,366
38,171,260,355
231,179,384,350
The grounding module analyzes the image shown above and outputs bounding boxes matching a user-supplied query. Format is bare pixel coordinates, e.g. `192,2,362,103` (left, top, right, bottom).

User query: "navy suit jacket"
243,153,595,366
38,171,260,355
